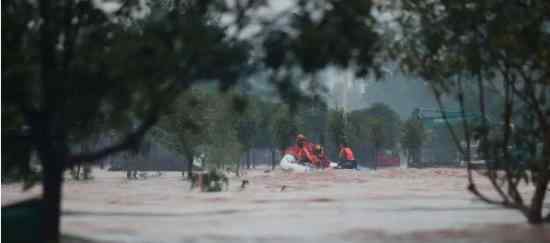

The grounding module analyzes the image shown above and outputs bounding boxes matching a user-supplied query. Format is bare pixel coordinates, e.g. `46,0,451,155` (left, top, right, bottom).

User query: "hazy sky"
319,68,439,119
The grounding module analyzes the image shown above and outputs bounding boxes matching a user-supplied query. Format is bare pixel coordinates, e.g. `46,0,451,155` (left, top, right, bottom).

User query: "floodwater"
2,167,549,243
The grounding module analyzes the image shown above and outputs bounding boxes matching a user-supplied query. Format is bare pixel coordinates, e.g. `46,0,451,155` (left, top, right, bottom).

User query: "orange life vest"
339,147,355,161
285,142,320,166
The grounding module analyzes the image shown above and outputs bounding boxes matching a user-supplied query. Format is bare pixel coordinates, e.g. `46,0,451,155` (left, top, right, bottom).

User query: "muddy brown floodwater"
2,167,549,243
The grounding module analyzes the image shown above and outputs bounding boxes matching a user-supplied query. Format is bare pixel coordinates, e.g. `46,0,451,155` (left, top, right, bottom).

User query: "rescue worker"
284,134,304,159
338,142,357,169
280,134,322,171
295,134,320,167
314,144,330,168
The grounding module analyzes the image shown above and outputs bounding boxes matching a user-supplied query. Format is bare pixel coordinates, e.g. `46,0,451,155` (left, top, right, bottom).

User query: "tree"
328,109,348,154
397,0,550,223
299,95,329,144
2,2,250,240
365,103,401,151
367,117,384,169
156,88,210,178
157,87,247,176
271,106,301,154
3,1,383,240
69,116,112,180
253,99,280,169
346,103,401,167
119,135,153,179
401,117,426,164
237,100,257,169
201,91,244,171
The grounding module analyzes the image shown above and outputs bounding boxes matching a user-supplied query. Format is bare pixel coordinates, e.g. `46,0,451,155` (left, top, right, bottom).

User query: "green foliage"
251,99,279,148
204,98,243,170
157,88,210,160
349,103,401,151
263,0,381,77
397,0,550,223
401,117,427,163
3,0,383,178
2,0,386,239
327,103,401,163
271,106,302,152
237,100,257,150
328,109,348,150
1,163,41,190
2,0,252,180
158,86,244,170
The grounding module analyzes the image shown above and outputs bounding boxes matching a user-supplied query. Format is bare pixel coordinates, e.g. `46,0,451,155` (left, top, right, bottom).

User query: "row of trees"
329,103,404,166
152,85,423,173
153,86,308,176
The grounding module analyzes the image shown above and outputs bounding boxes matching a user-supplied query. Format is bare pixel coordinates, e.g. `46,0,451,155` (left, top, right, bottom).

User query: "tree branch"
515,67,548,129
66,109,159,167
467,183,527,212
61,0,81,80
500,64,527,207
430,75,515,205
429,84,465,156
457,73,471,162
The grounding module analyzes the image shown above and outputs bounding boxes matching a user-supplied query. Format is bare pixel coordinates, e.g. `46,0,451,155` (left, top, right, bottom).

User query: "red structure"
376,151,400,167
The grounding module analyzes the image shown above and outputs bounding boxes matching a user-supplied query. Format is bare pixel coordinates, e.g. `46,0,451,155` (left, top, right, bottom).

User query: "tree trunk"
271,147,276,170
71,165,80,180
528,134,550,224
83,165,91,180
527,178,547,224
252,151,255,169
75,165,81,180
41,153,64,243
373,147,378,170
246,149,251,169
235,161,240,177
187,157,193,180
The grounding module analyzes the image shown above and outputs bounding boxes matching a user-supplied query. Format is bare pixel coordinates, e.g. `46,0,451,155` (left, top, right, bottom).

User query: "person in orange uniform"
283,134,323,168
281,134,321,171
285,134,319,167
296,134,320,167
338,142,357,169
314,144,330,168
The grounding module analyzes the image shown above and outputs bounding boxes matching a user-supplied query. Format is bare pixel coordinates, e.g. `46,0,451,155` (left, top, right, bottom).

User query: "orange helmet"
315,144,322,151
